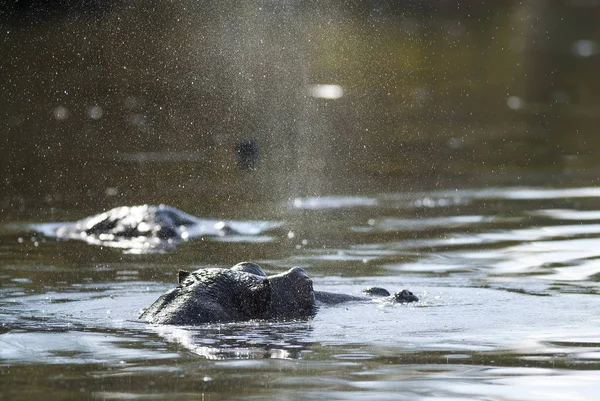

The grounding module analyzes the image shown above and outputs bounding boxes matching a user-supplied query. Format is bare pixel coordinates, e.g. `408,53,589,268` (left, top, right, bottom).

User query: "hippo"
44,205,280,250
140,262,419,325
53,204,228,241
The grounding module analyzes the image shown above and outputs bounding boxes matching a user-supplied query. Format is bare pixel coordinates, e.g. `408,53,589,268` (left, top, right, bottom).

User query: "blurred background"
2,0,600,220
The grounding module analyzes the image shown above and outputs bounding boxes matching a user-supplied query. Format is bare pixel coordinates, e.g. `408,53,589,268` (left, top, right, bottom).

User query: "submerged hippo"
140,262,419,325
53,204,229,240
44,205,280,250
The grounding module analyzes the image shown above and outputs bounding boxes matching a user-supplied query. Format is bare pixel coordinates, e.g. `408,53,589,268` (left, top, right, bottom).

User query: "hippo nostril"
394,289,419,303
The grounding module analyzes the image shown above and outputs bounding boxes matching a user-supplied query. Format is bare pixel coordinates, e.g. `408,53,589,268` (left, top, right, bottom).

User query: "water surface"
2,187,600,400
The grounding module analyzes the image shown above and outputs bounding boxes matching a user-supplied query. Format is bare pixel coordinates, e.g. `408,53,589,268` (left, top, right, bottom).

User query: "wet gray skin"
139,267,272,325
140,262,418,325
53,204,236,241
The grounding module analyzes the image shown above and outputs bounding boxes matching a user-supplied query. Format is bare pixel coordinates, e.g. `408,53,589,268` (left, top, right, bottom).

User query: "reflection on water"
0,331,178,366
292,196,380,209
153,322,313,360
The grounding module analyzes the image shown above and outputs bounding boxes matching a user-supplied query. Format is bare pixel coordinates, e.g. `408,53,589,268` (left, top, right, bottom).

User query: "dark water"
3,1,600,400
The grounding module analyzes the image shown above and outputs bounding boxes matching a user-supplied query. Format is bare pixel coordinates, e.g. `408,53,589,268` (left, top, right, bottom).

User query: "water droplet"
572,39,597,57
87,105,103,120
53,106,69,120
507,96,523,110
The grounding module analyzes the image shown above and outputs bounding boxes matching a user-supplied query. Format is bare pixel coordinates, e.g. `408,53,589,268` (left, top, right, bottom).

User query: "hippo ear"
178,270,191,284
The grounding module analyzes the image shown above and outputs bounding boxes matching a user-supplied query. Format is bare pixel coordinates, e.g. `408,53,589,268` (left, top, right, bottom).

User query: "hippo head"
266,267,316,320
229,262,316,320
140,267,271,325
140,264,316,325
